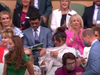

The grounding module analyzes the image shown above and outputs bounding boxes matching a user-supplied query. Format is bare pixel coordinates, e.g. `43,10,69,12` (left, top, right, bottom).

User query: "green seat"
71,3,86,16
0,2,10,13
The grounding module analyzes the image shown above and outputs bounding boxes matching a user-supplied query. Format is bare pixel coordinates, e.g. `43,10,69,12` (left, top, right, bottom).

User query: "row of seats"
0,2,86,16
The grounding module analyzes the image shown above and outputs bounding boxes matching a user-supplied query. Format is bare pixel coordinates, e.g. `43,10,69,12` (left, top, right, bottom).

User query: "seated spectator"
0,28,13,63
23,12,54,65
82,0,100,28
24,48,41,75
13,0,38,30
55,53,84,75
3,36,34,75
0,10,23,46
50,0,77,35
15,0,52,28
65,14,85,56
38,27,76,75
0,4,6,12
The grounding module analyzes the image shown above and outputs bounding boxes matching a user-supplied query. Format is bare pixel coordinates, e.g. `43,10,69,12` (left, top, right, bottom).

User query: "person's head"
0,10,14,32
20,0,33,6
62,53,76,71
24,48,34,64
82,29,96,46
5,36,25,70
53,27,66,47
68,14,84,30
92,26,100,41
29,12,41,30
1,27,14,46
94,0,100,6
59,0,71,11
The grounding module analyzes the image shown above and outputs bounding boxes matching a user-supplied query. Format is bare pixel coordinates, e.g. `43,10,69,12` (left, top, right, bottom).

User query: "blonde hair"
20,0,34,6
0,10,15,33
68,14,84,30
24,48,34,64
1,27,14,39
59,0,71,11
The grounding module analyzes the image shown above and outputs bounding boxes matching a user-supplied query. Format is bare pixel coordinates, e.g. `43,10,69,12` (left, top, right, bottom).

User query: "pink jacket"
65,29,85,54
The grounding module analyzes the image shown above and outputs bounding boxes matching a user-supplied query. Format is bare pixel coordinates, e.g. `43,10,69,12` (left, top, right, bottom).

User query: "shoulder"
23,54,30,63
0,46,5,50
55,67,63,74
75,66,84,72
14,6,22,11
85,5,94,11
41,26,52,32
23,27,31,33
65,30,72,34
69,10,77,15
53,9,60,13
29,6,39,11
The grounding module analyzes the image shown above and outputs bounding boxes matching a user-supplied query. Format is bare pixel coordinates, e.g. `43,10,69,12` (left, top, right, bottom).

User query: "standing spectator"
23,12,54,65
65,14,85,55
76,29,100,75
82,0,100,28
55,53,83,75
50,0,77,35
15,0,52,27
2,36,34,75
0,10,23,46
13,0,38,30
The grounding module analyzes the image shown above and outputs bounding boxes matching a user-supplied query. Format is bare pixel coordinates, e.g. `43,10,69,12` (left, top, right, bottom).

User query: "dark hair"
62,53,76,66
29,12,40,21
92,26,100,36
52,27,66,42
5,36,25,70
82,29,95,37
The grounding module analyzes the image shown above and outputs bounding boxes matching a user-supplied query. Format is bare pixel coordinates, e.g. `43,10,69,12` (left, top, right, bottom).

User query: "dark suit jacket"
16,0,52,19
23,26,54,48
13,6,38,30
82,3,95,28
0,4,6,12
82,40,100,75
15,0,52,27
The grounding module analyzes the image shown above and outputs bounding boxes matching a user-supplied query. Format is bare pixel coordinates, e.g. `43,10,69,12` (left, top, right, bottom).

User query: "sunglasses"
30,22,39,25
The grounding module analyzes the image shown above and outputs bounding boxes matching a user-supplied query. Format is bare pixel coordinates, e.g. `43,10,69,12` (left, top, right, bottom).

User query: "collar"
95,4,100,9
32,26,40,32
91,39,98,46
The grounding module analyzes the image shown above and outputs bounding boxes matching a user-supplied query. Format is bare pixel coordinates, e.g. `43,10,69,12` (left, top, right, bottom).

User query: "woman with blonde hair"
0,10,23,46
0,27,14,63
65,14,85,56
13,0,39,30
24,48,41,75
50,0,77,35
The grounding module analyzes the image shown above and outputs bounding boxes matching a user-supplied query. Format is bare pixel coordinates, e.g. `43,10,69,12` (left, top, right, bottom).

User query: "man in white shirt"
82,0,100,28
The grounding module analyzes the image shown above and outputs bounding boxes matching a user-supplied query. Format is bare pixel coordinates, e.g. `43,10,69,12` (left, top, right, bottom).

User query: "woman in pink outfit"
65,14,85,55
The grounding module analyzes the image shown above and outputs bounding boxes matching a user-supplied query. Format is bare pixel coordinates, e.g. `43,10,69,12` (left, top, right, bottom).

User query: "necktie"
34,30,39,41
97,7,100,20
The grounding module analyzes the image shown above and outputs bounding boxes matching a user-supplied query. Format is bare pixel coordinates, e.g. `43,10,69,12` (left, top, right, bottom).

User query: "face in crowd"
60,0,69,10
94,0,100,6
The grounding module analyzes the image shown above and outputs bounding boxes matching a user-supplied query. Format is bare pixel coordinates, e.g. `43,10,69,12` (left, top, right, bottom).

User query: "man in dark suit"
16,0,52,27
0,4,6,12
23,12,54,65
82,0,100,28
76,29,100,75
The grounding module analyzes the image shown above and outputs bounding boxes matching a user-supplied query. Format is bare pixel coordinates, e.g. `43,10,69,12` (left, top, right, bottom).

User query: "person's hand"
81,57,86,65
41,60,45,65
39,48,46,57
41,16,47,23
92,21,96,26
76,72,82,75
50,51,58,57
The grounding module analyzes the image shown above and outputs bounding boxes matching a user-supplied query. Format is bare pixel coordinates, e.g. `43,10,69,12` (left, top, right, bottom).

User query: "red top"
0,46,5,63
